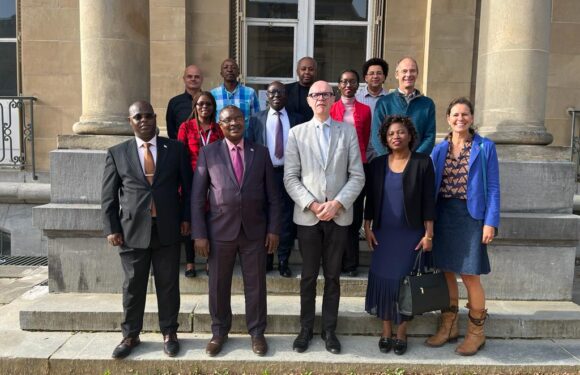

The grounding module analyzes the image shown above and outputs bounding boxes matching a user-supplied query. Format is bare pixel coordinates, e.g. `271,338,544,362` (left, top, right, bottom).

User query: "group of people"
101,55,500,360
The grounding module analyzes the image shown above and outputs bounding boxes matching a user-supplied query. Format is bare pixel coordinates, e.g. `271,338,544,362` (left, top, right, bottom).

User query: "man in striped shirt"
211,58,260,129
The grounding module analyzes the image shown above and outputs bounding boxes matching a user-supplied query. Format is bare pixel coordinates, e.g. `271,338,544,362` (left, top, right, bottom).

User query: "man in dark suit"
246,81,303,278
285,56,317,120
192,105,282,357
102,100,192,359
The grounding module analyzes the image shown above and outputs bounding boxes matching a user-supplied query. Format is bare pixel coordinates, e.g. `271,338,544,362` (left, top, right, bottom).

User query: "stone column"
474,0,553,145
73,0,150,135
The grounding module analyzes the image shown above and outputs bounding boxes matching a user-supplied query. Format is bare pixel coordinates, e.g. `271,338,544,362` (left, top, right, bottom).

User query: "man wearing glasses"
102,101,192,359
246,81,304,277
284,81,365,354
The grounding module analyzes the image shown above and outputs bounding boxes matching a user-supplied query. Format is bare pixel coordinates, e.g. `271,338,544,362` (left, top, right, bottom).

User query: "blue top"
371,90,436,156
211,83,261,129
431,133,501,228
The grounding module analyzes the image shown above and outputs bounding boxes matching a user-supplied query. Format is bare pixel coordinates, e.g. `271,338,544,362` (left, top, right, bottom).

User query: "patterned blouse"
438,140,472,200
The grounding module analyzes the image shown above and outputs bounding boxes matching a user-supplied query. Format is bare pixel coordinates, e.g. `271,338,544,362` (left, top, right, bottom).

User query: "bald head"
220,58,240,84
307,81,334,121
183,65,203,94
128,101,156,141
129,100,154,117
395,57,419,92
297,57,317,87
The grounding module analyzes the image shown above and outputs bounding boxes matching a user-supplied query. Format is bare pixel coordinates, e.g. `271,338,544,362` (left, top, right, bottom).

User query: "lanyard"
199,128,212,146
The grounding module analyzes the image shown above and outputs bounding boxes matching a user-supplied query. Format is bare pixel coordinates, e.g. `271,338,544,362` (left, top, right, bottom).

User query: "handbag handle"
411,249,424,276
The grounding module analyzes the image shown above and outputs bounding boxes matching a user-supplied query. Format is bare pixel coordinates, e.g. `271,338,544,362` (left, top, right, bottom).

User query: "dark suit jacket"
192,139,282,242
364,152,435,230
102,137,192,249
284,82,313,120
246,108,304,146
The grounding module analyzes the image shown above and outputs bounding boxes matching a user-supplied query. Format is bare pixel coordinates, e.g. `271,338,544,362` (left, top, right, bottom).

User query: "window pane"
315,0,367,21
0,43,17,96
246,0,298,19
0,0,16,38
314,25,366,82
247,26,294,78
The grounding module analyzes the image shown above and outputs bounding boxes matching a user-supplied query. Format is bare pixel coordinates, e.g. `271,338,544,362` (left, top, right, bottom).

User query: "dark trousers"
209,228,267,337
183,234,195,263
343,163,368,271
297,221,348,332
119,222,181,338
267,167,296,267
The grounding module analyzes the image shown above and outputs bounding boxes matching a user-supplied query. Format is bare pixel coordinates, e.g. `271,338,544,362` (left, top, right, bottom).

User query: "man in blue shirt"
211,59,260,129
370,57,436,156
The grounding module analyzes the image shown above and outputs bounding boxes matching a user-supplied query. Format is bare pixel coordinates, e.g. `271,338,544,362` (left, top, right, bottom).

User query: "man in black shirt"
166,65,204,139
285,57,317,121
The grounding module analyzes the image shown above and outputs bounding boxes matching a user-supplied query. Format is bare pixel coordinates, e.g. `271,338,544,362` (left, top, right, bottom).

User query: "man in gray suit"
247,81,304,277
102,100,192,359
192,105,282,357
284,81,365,354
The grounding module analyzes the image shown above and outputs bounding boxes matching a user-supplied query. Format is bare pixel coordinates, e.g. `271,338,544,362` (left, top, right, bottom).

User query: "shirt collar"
313,117,331,127
135,135,157,148
225,137,244,151
363,86,388,98
397,87,421,99
222,82,240,95
268,107,288,117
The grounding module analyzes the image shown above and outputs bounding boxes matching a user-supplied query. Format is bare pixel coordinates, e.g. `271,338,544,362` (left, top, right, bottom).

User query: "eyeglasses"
196,101,213,107
339,79,358,86
267,89,286,97
366,71,384,76
130,113,155,121
220,115,244,124
308,92,333,100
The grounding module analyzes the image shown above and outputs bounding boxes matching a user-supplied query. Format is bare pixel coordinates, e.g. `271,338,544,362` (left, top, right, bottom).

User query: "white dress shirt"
266,107,290,166
135,135,158,175
313,117,331,166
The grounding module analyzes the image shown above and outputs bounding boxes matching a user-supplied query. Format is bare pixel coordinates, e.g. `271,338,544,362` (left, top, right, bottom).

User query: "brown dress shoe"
251,335,268,356
206,335,228,357
112,336,141,359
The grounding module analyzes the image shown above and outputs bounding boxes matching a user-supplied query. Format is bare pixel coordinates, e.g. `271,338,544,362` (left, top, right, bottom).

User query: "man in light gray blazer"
283,81,365,355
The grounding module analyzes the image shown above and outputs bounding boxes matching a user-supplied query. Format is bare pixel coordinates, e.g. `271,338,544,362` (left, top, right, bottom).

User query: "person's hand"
194,238,210,258
309,201,322,215
180,222,191,236
415,236,432,252
482,225,495,245
316,200,342,221
107,233,124,247
265,233,279,254
364,227,378,250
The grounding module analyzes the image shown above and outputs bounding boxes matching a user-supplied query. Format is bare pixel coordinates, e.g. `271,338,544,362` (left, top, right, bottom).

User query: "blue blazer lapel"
125,138,149,185
468,135,481,169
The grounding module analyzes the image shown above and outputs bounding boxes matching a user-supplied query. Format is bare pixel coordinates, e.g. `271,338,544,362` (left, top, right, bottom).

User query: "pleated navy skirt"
432,198,491,275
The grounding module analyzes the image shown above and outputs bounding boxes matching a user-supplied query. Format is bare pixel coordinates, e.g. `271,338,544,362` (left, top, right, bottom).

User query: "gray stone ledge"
33,203,102,231
0,182,50,204
58,134,132,150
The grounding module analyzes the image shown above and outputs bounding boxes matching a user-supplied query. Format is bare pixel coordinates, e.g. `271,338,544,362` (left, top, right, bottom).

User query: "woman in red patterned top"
177,91,224,277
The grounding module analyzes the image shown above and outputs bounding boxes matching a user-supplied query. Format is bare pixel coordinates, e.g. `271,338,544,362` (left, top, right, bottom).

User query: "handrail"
568,108,580,180
0,96,38,180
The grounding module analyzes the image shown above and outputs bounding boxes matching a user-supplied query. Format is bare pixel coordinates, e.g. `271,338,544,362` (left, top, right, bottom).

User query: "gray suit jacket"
283,118,365,226
191,139,282,241
101,137,192,249
246,108,304,146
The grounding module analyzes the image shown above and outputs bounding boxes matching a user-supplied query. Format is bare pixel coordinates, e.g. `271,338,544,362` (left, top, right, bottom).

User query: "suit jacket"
329,99,372,163
431,133,500,228
191,139,282,241
102,137,192,249
283,118,365,226
364,153,435,230
284,82,314,120
246,108,304,146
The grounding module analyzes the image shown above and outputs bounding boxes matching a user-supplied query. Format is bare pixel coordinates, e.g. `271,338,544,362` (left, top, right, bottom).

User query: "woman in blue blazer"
426,97,500,356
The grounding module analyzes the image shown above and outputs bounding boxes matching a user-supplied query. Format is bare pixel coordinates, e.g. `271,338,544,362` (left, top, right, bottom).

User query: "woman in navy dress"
364,115,435,355
426,97,500,356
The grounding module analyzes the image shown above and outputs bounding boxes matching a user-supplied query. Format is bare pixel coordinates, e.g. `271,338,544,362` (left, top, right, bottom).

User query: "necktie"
233,146,244,186
143,142,157,217
320,123,330,165
274,111,284,159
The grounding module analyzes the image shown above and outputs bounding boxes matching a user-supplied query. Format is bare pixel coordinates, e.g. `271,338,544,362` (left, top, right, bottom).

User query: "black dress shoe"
393,338,408,355
321,330,341,354
184,268,197,278
112,336,141,359
206,335,228,357
163,332,179,357
292,328,313,353
251,335,268,356
378,336,393,353
278,261,292,278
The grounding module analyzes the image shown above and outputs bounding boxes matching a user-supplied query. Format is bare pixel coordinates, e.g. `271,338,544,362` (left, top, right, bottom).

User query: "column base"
480,127,553,146
73,120,133,136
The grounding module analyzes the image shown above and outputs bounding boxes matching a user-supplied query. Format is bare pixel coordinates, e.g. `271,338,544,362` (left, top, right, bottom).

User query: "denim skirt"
432,198,491,275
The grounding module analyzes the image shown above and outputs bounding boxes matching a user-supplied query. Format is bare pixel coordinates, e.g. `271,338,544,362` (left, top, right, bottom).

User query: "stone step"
20,293,580,339
2,331,579,375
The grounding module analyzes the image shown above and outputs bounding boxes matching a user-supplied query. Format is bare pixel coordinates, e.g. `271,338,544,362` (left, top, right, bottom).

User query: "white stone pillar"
474,0,553,145
73,0,150,135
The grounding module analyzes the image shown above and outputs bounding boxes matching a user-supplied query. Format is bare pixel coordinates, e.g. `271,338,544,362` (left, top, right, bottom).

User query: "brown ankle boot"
424,305,459,347
455,304,488,356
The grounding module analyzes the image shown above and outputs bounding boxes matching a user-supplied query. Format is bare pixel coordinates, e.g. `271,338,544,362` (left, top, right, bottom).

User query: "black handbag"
398,250,450,317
